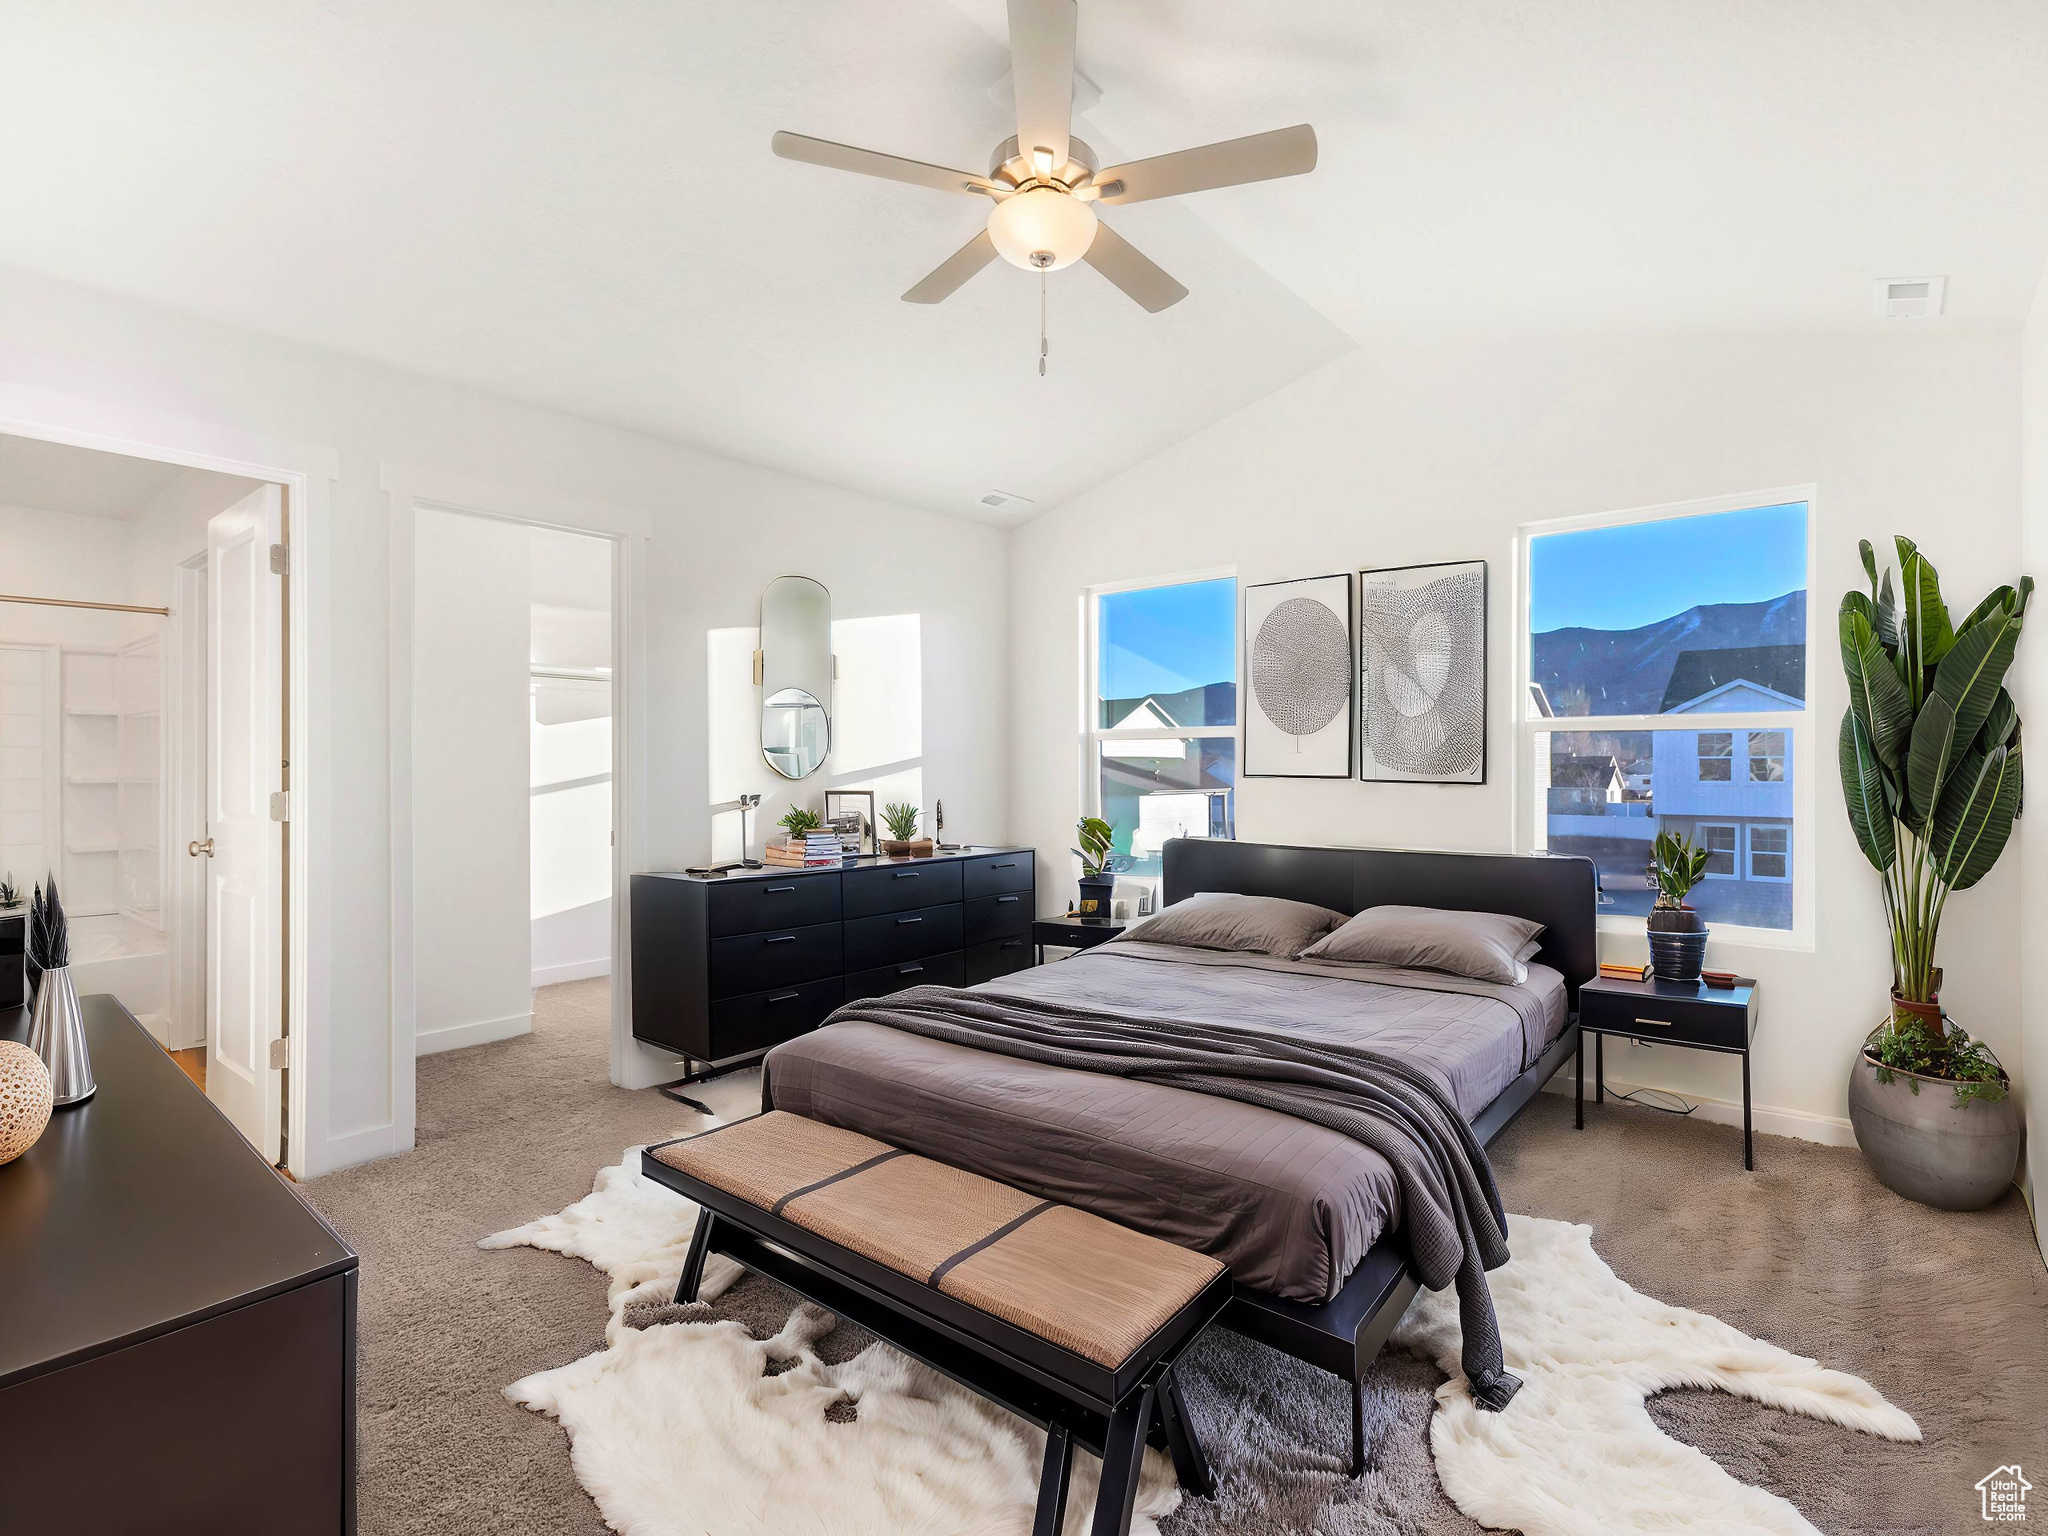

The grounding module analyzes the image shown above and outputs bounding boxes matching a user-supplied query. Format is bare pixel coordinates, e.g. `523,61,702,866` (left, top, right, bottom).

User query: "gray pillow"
1118,891,1347,958
1299,905,1546,984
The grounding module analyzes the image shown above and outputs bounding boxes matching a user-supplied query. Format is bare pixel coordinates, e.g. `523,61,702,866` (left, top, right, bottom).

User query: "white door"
202,485,284,1160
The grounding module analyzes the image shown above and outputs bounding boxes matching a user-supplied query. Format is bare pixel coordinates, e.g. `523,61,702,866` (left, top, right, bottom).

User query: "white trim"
1513,485,1820,955
532,956,611,988
1541,1065,1856,1148
0,387,333,1177
1745,822,1792,883
413,1010,533,1056
166,558,207,1052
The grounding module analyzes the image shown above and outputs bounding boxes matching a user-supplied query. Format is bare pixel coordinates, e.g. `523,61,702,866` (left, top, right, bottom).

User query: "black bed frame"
1160,837,1597,1474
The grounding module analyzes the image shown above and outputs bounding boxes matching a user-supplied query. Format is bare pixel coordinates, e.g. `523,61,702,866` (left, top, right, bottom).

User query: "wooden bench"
643,1111,1231,1536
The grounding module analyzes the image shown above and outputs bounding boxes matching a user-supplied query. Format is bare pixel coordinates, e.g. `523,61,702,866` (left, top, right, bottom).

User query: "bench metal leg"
1155,1365,1214,1497
674,1211,716,1304
1347,1372,1368,1476
1031,1420,1073,1536
1091,1383,1155,1536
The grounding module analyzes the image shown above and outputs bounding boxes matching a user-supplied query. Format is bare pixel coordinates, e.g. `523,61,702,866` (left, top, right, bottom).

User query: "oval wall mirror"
760,575,831,779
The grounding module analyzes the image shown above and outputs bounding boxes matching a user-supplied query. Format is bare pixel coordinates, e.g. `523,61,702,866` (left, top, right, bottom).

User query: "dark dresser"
631,846,1036,1072
0,908,24,1008
0,994,358,1534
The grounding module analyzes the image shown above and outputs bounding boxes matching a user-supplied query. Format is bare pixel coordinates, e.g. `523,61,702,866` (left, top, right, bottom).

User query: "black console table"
632,846,1036,1109
1576,975,1760,1169
0,995,358,1532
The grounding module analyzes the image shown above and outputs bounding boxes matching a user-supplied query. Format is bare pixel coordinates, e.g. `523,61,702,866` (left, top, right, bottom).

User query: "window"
1697,732,1733,782
1748,825,1790,881
1523,495,1810,936
1088,576,1238,895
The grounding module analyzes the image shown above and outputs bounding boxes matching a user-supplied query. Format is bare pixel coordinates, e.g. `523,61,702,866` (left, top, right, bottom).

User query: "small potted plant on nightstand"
1645,829,1710,983
880,801,933,857
1073,816,1130,922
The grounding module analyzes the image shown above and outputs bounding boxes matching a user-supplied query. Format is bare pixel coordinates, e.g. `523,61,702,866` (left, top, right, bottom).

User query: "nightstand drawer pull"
1633,1016,1672,1028
893,871,919,880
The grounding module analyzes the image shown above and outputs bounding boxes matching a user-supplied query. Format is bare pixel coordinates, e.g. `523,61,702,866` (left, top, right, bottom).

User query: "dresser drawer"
708,977,844,1060
843,903,964,970
846,949,965,1002
709,920,842,1001
1579,983,1752,1050
707,873,840,937
964,934,1033,986
842,860,962,918
962,852,1033,899
964,891,1032,946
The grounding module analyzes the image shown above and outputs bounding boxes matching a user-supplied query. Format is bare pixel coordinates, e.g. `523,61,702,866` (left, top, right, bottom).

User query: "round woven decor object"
0,1041,54,1165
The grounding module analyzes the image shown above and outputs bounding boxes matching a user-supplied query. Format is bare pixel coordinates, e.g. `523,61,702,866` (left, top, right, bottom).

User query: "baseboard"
531,957,610,989
414,1011,533,1057
1540,1065,1856,1148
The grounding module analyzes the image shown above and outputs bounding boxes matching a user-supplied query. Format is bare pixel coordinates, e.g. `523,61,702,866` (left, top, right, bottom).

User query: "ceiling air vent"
1875,276,1945,320
977,489,1034,512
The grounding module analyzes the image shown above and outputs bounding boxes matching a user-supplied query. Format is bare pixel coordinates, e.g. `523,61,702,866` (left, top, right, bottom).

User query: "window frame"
1696,821,1740,880
1083,567,1241,885
1513,486,1818,950
1746,824,1792,883
1696,731,1734,782
1746,729,1786,784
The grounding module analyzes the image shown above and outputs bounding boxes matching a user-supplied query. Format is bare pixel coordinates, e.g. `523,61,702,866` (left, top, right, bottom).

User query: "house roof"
1098,682,1237,732
1659,646,1806,712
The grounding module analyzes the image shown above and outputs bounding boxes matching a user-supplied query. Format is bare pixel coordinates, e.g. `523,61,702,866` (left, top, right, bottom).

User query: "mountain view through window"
1529,502,1807,930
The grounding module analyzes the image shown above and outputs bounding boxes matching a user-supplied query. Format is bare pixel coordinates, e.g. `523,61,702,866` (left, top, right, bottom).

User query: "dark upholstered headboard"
1160,838,1599,1003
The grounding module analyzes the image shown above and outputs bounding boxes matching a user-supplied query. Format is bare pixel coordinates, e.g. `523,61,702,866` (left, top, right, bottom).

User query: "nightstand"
1576,975,1760,1169
1032,914,1126,964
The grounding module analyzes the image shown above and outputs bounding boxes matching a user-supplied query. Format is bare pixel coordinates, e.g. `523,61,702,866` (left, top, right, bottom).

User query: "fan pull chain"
1039,272,1049,377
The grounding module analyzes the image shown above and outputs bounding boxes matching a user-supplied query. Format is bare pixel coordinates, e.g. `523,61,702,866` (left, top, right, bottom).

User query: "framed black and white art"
1244,573,1355,778
1357,560,1487,785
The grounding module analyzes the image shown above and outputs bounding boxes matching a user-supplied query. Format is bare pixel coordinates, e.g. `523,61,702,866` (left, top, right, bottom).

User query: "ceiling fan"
771,0,1318,316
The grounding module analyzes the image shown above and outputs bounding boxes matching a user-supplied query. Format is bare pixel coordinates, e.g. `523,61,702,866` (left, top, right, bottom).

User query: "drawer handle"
1633,1017,1672,1028
765,885,795,894
991,861,1016,869
768,991,802,1003
996,895,1020,904
897,964,924,975
1000,939,1023,949
764,934,797,945
893,871,919,880
896,916,922,925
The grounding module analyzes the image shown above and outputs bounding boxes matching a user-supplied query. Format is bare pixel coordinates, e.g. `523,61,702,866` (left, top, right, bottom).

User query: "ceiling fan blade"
902,230,1000,304
1093,124,1318,205
1083,221,1187,313
772,131,998,196
1008,0,1076,173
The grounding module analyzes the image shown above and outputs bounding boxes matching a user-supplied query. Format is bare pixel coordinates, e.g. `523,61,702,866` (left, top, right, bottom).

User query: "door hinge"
270,790,290,822
268,1037,290,1070
269,542,290,575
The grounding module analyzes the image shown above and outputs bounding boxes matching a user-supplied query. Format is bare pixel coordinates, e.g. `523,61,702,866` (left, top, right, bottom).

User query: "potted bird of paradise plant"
1838,536,2029,1210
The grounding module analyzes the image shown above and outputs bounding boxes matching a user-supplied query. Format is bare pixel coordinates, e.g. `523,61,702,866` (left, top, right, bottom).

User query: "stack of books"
762,833,845,869
1597,961,1652,982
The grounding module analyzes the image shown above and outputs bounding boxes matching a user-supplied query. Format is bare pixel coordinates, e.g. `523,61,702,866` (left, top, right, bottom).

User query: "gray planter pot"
1847,1032,2019,1211
1075,875,1116,922
1646,907,1706,982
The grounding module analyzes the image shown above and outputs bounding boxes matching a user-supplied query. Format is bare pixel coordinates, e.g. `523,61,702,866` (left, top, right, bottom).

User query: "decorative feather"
41,875,67,970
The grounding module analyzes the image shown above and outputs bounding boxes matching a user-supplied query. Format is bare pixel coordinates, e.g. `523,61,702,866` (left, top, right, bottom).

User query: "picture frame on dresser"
1243,573,1354,779
823,789,876,856
1356,559,1487,785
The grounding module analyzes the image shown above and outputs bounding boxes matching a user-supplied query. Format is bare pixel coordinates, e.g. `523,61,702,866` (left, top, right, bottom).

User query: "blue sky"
1530,502,1808,633
1099,577,1236,696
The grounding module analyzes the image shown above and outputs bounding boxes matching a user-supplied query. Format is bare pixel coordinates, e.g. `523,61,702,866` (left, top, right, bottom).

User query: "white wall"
413,507,532,1054
1010,330,2025,1141
0,262,1010,1173
2021,266,2048,1254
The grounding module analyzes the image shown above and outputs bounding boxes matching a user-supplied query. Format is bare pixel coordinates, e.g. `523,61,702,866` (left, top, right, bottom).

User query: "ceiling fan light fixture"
986,185,1098,271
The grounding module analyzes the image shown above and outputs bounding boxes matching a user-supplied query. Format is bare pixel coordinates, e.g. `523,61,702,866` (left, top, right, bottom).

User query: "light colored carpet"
306,979,2047,1536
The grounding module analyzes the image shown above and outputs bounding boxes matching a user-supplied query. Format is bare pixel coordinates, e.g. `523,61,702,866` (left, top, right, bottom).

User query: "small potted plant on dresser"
879,801,934,858
1838,537,2028,1210
1645,829,1710,983
1073,816,1130,922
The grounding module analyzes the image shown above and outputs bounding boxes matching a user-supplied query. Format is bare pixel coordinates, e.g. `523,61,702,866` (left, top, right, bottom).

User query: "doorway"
408,509,617,1070
0,434,292,1161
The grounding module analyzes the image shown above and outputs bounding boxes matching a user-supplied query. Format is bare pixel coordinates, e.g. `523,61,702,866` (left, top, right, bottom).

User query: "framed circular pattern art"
1357,559,1487,784
1244,573,1354,778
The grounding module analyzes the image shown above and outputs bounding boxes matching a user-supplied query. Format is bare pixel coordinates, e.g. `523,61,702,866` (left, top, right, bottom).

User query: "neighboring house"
1097,685,1235,868
1546,753,1626,814
1649,645,1799,926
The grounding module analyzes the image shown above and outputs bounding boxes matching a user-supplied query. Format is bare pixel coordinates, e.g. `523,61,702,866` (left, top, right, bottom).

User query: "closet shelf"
65,775,118,785
64,707,117,717
65,843,120,855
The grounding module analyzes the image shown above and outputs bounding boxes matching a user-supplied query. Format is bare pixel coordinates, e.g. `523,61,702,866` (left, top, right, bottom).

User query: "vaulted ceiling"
2,1,2045,523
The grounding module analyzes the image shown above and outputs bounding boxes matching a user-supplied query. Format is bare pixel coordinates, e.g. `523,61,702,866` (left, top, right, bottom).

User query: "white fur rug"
484,1148,1918,1536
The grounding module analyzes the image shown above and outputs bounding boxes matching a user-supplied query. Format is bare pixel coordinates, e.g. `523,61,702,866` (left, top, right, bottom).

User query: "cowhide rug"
482,1144,1919,1536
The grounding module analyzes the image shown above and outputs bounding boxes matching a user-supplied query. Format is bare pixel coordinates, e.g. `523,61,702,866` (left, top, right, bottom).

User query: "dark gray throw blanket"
816,983,1523,1411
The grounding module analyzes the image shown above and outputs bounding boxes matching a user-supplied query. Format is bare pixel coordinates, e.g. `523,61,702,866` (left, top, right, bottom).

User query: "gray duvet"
763,940,1567,1302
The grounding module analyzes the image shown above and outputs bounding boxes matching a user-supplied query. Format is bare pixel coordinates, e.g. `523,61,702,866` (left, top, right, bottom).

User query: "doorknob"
188,837,215,858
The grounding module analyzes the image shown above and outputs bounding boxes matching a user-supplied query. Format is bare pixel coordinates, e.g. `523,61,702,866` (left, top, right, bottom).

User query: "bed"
763,838,1597,1470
